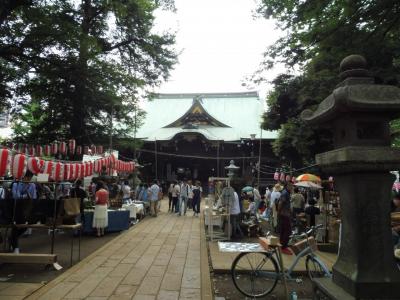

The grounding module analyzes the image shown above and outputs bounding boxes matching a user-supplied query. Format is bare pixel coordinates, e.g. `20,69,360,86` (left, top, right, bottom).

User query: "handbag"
63,197,81,216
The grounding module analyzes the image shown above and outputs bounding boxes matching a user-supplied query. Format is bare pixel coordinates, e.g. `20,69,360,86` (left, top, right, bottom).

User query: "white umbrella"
294,181,323,189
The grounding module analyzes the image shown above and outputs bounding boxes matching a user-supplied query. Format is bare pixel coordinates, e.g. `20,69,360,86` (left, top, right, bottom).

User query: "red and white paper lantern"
94,159,101,173
59,142,67,155
76,145,82,155
42,160,54,175
36,145,43,157
27,157,44,175
285,175,291,182
68,139,76,154
0,149,11,177
51,162,64,181
64,163,72,181
11,154,27,179
44,145,51,156
84,161,93,177
28,145,35,156
51,142,58,155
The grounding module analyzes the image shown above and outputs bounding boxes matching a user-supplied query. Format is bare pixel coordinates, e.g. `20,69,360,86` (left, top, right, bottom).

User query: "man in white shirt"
270,184,282,230
172,181,180,213
122,180,131,204
179,179,189,216
149,180,160,217
230,186,243,239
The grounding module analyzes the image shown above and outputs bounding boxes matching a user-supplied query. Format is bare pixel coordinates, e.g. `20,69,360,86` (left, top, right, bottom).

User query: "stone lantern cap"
301,54,400,125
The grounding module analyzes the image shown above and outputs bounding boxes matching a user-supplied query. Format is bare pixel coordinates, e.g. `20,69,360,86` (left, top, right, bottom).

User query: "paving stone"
38,282,77,300
146,265,167,277
181,267,201,289
136,276,163,295
108,263,134,277
160,273,182,291
133,295,156,300
113,284,138,297
0,283,42,296
157,290,179,300
179,288,201,299
122,267,147,285
90,276,124,297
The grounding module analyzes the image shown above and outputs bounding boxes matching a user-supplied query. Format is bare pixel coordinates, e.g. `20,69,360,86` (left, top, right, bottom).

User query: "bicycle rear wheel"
231,252,279,298
306,255,329,279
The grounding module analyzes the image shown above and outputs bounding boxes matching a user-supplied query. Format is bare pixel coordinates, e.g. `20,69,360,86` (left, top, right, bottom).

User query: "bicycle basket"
290,236,318,255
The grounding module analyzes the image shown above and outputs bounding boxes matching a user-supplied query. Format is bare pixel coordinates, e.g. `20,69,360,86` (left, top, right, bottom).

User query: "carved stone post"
302,55,400,299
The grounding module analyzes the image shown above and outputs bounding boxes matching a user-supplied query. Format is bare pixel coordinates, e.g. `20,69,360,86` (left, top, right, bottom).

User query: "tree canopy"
0,0,177,145
256,0,400,167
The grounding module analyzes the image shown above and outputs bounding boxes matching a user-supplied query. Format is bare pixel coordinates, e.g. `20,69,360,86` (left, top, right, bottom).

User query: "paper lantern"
94,159,101,173
97,145,103,155
51,142,58,155
59,142,67,155
72,163,80,179
68,139,76,154
0,149,11,177
64,163,71,181
76,145,82,155
291,176,296,184
274,170,279,181
42,160,53,175
36,145,43,157
285,175,291,182
90,145,96,155
21,144,28,154
79,163,85,178
130,162,135,172
44,145,51,156
11,154,27,179
84,146,89,155
27,157,44,174
51,162,64,181
279,172,285,182
28,145,35,156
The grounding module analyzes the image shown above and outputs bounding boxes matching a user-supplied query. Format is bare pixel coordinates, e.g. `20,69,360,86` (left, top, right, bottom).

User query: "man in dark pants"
278,183,292,255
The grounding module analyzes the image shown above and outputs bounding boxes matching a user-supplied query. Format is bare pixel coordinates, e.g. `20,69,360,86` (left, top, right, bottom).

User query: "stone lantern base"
313,278,354,300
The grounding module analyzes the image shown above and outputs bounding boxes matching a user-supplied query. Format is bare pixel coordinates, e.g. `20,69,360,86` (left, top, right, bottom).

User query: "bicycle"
230,224,331,298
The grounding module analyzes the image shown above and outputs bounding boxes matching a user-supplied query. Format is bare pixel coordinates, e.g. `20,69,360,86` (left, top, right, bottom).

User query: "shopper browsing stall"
93,181,109,237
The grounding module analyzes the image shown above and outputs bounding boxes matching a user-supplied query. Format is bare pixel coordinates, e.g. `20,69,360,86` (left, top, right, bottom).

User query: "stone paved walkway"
25,200,212,300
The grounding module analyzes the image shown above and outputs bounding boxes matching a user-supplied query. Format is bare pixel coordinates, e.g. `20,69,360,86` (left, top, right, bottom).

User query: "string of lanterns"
0,145,135,181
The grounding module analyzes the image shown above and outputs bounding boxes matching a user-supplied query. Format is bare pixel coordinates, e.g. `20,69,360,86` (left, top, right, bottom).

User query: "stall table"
83,210,130,234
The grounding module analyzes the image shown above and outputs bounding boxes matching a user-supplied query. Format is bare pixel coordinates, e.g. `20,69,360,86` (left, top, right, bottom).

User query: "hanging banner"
11,154,27,179
0,149,11,177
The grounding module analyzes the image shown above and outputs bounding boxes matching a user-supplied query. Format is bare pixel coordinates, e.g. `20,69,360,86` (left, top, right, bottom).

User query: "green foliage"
257,0,400,166
0,0,177,146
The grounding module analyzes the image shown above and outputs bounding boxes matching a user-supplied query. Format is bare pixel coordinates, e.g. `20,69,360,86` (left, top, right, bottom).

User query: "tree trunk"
70,0,91,144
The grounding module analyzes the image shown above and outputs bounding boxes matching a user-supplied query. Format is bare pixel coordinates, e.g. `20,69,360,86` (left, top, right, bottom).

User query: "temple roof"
136,92,277,141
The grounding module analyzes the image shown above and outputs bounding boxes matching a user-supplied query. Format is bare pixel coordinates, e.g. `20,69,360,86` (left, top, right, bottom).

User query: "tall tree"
0,0,177,144
256,0,400,167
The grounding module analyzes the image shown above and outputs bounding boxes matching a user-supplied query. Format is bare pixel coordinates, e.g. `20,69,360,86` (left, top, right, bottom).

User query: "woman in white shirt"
122,181,131,204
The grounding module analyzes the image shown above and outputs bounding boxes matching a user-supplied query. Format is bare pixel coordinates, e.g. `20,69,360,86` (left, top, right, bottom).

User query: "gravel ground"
213,273,314,300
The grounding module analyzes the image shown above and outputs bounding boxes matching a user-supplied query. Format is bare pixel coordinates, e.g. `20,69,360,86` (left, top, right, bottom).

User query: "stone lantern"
302,55,400,299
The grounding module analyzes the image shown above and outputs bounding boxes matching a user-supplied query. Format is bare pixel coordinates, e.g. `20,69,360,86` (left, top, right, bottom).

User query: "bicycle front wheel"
306,255,329,279
231,252,279,298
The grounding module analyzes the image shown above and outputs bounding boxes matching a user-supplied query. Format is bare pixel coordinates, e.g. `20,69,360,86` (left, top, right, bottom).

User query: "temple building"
135,92,277,183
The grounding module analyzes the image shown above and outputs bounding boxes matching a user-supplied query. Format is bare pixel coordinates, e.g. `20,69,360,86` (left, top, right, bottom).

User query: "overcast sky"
153,0,284,96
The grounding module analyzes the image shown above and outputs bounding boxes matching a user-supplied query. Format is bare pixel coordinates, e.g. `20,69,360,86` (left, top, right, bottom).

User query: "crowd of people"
213,181,321,255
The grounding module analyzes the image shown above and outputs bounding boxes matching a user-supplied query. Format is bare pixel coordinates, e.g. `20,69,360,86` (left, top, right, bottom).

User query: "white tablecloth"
121,203,144,219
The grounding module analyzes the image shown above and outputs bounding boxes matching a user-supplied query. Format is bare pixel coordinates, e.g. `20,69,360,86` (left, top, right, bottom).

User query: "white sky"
153,0,285,98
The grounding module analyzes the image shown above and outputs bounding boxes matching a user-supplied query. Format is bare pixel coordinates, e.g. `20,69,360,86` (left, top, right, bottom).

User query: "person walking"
192,181,202,216
149,180,160,217
229,184,244,239
291,187,305,222
172,181,180,213
270,184,282,231
188,180,194,210
179,179,189,216
93,181,109,237
278,183,292,255
168,182,174,212
253,185,262,213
